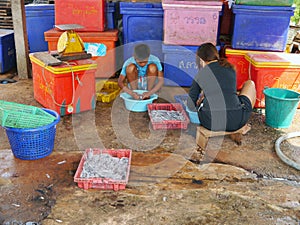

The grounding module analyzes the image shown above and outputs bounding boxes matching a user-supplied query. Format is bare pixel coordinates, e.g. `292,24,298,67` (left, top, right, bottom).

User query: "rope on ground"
275,132,300,171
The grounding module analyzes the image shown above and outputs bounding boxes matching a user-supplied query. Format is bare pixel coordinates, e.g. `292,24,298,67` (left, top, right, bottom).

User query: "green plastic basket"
0,101,56,128
0,100,52,117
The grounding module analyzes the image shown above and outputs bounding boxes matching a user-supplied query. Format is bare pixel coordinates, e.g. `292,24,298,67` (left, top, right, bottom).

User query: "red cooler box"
225,48,263,90
55,0,106,32
30,53,97,116
245,52,300,108
44,28,118,78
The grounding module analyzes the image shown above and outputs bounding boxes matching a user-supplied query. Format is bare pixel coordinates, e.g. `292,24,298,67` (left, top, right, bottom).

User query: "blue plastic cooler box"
163,45,220,87
106,2,116,29
163,45,199,87
120,2,164,61
0,29,16,73
232,5,295,51
25,4,55,53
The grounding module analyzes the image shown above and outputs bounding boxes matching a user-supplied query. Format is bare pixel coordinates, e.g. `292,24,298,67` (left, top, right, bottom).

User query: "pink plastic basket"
147,103,190,130
74,149,132,191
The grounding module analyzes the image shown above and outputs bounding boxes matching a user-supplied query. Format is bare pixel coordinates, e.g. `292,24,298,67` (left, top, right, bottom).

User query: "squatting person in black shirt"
187,42,256,132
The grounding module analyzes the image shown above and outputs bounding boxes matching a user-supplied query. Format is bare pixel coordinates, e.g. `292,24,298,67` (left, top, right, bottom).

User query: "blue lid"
233,4,295,12
25,4,54,11
120,2,163,14
120,2,162,8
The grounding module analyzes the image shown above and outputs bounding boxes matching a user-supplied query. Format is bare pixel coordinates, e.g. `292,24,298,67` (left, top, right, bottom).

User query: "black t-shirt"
188,61,241,112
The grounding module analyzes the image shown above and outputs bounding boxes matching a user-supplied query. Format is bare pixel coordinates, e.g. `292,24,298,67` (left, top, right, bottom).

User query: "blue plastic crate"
163,45,220,87
232,5,295,51
120,2,164,61
0,29,16,73
25,4,55,53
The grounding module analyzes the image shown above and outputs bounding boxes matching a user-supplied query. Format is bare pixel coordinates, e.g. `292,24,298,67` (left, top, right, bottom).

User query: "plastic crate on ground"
74,148,132,191
96,80,121,103
147,103,190,130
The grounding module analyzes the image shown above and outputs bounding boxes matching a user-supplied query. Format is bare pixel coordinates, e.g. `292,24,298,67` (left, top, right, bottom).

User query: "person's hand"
131,92,140,100
142,91,151,100
196,92,205,106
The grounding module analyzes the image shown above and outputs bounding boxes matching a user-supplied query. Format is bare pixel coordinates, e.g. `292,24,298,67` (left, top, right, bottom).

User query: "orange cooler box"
30,54,97,116
44,28,118,78
55,0,105,32
225,48,264,90
245,52,300,108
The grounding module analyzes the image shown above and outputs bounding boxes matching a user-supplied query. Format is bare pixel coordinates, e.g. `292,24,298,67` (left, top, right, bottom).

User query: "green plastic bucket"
263,88,300,128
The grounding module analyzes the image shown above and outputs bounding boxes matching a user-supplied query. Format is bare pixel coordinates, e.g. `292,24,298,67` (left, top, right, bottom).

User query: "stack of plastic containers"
225,0,297,107
120,2,164,62
162,0,223,87
44,0,119,78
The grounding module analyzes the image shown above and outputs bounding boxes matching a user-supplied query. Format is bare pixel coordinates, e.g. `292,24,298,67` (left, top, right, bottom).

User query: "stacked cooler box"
119,2,164,62
162,0,223,87
44,0,119,78
225,0,297,107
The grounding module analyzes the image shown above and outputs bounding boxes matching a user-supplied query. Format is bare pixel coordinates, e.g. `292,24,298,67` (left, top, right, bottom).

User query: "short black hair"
134,44,150,60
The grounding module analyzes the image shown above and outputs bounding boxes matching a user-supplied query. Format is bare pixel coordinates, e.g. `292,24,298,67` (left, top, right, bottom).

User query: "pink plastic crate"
74,149,132,191
148,103,190,130
162,0,222,46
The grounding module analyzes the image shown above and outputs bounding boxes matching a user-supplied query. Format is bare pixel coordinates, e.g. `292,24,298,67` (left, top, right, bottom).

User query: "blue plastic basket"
5,108,60,160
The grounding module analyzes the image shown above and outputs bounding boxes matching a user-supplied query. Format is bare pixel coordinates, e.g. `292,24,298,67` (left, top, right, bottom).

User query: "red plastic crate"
147,103,190,130
74,149,132,191
55,0,106,32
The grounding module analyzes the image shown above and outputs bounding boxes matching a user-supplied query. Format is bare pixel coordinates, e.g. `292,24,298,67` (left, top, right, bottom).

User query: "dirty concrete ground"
0,78,300,225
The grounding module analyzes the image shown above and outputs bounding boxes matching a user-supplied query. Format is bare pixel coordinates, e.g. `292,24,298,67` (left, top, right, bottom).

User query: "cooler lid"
29,53,97,74
245,53,300,68
232,4,295,12
44,28,119,41
0,29,14,38
225,48,261,56
25,4,55,11
120,2,163,14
